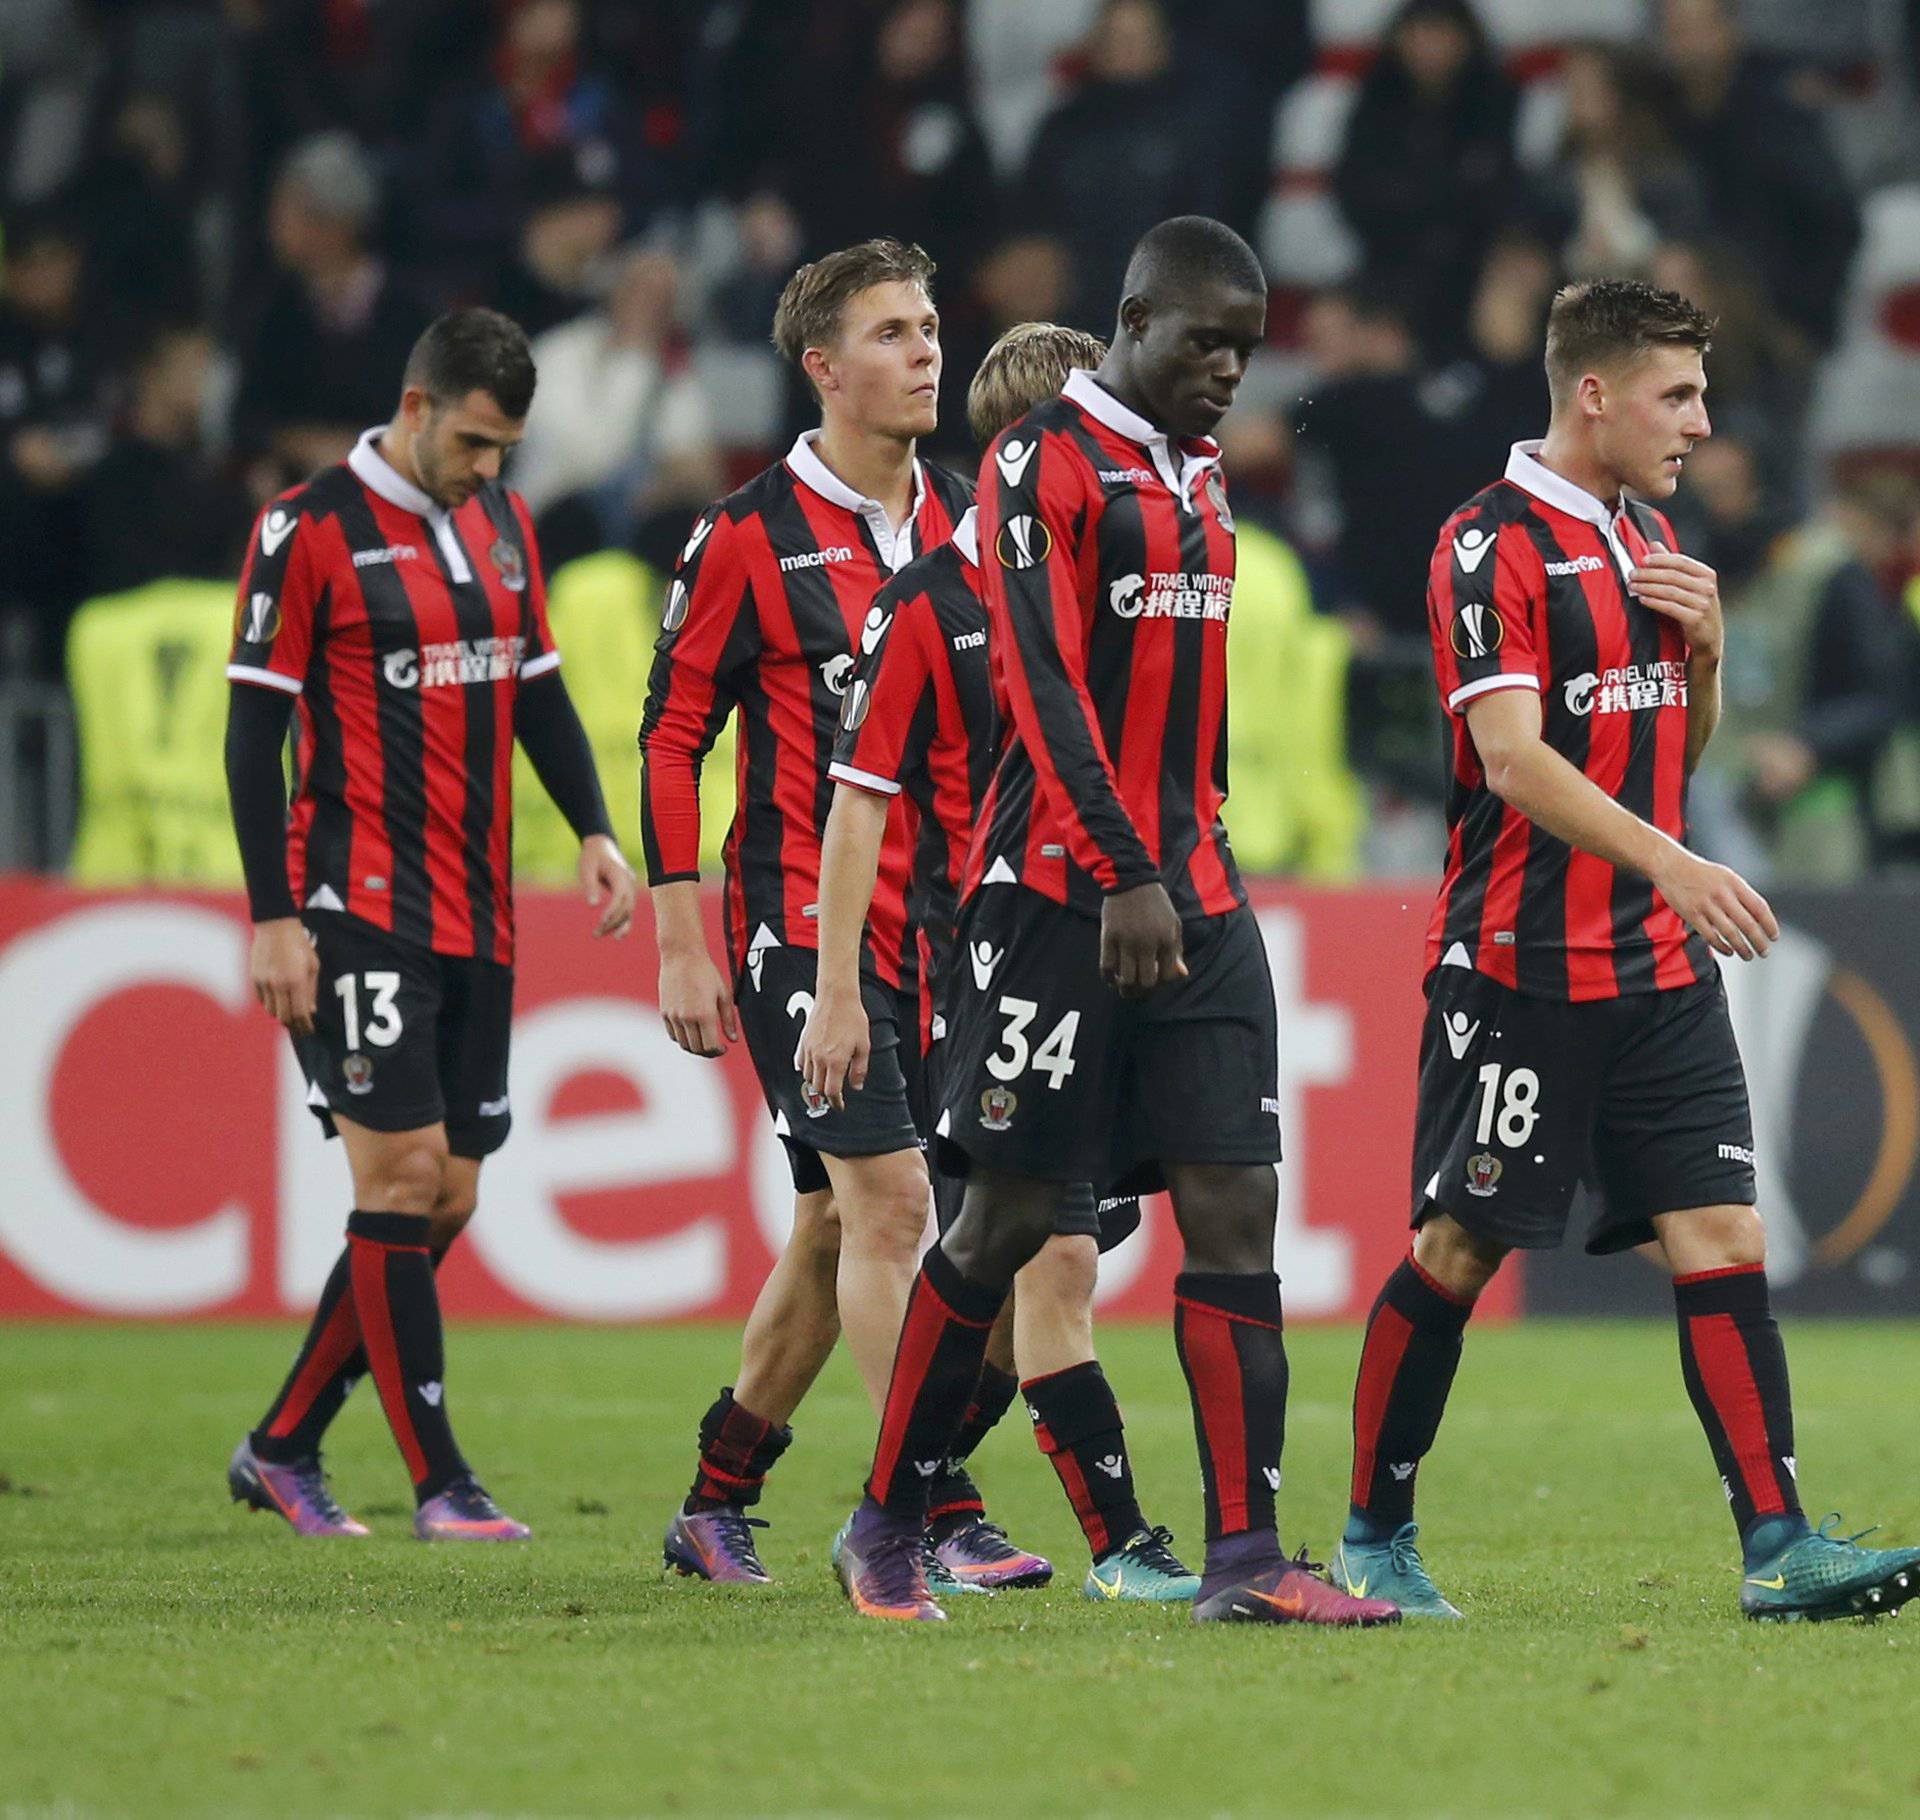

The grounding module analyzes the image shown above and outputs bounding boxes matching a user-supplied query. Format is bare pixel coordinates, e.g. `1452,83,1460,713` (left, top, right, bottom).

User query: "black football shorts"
1411,964,1756,1254
906,998,1139,1254
293,910,513,1158
936,887,1281,1197
736,943,921,1194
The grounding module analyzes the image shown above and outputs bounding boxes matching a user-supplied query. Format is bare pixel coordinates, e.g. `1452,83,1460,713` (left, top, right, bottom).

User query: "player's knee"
789,1190,842,1257
1665,1202,1767,1273
360,1139,448,1215
1019,1233,1099,1314
427,1203,475,1252
835,1151,931,1259
1413,1214,1506,1300
1170,1163,1277,1275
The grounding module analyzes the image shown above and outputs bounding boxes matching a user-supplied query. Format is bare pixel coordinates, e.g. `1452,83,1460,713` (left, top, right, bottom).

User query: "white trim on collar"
950,506,978,567
1061,368,1222,509
784,430,926,573
1503,440,1621,529
350,427,436,518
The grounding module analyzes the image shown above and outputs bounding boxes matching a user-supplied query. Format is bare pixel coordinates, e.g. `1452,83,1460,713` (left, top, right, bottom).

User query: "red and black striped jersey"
1426,439,1713,1001
970,368,1244,921
226,430,558,965
639,431,971,987
828,507,995,1005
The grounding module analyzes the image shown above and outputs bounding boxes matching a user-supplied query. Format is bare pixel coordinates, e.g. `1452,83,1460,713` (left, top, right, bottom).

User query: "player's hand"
1099,882,1187,998
1652,847,1779,962
251,917,319,1034
1630,547,1722,664
796,983,870,1110
579,833,636,938
658,946,739,1057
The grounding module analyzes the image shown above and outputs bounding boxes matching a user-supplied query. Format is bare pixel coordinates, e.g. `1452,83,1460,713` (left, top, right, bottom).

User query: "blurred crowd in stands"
7,0,1920,886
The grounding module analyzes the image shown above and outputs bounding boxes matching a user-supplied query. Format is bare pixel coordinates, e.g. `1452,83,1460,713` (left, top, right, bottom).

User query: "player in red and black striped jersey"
796,323,1197,1601
1333,280,1920,1624
832,219,1397,1627
640,240,981,1587
223,310,635,1542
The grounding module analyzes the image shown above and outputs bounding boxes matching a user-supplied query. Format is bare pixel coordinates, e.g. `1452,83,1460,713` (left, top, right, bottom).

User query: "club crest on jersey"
239,591,279,644
662,579,690,634
342,1053,374,1095
996,515,1051,570
1465,1151,1503,1197
1205,469,1233,531
840,677,871,732
979,1085,1017,1132
1451,600,1504,660
489,539,527,591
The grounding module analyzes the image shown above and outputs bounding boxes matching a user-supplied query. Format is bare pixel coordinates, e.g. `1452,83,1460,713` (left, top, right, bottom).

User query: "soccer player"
224,308,636,1540
830,216,1401,1626
797,321,1198,1602
1329,279,1920,1623
641,239,1044,1588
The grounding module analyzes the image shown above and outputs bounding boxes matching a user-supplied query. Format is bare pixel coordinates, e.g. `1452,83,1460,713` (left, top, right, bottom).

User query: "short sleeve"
227,496,320,696
1428,512,1541,716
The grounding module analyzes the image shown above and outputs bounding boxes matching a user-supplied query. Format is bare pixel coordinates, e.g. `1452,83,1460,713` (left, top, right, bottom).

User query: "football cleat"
664,1506,773,1583
930,1516,1053,1590
1741,1514,1920,1622
412,1474,530,1542
1329,1523,1462,1619
1084,1526,1201,1602
1192,1547,1401,1627
228,1439,369,1537
834,1502,946,1621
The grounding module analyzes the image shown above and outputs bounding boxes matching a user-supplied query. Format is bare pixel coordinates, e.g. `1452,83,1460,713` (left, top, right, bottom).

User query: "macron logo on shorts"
1718,1142,1755,1165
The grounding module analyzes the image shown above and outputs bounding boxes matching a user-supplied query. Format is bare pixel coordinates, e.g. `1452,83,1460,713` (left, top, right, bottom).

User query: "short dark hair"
772,238,936,393
403,308,537,419
1544,279,1714,405
1121,216,1266,308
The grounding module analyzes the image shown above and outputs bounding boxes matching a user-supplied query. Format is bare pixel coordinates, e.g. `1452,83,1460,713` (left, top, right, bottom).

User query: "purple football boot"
228,1438,370,1537
412,1473,531,1541
663,1506,773,1583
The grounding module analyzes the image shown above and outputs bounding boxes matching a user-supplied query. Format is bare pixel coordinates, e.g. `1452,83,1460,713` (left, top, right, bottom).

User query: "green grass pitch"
3,1319,1918,1818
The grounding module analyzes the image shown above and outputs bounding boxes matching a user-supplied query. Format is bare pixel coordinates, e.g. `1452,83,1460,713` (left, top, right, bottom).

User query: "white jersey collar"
1061,368,1221,508
1504,440,1625,530
785,429,926,573
350,427,439,519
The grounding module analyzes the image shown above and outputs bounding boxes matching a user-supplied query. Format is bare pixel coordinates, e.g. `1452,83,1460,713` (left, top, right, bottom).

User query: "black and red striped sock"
926,1362,1017,1528
252,1239,456,1462
252,1246,363,1463
1173,1271,1288,1551
865,1245,1005,1519
684,1388,792,1513
346,1211,468,1502
1347,1252,1474,1538
1674,1264,1806,1558
1024,1360,1144,1560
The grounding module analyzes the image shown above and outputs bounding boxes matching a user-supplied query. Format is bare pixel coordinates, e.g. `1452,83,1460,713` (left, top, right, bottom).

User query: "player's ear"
801,345,836,398
398,385,434,433
1119,294,1151,343
1577,371,1607,422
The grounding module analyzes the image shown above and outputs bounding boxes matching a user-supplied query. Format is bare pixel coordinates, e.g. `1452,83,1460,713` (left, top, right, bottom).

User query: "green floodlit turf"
3,1320,1918,1820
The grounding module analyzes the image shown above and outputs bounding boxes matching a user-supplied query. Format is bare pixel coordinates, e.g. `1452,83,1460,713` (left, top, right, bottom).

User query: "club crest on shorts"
801,1082,831,1120
490,538,527,591
979,1085,1017,1132
1465,1150,1502,1197
342,1053,375,1095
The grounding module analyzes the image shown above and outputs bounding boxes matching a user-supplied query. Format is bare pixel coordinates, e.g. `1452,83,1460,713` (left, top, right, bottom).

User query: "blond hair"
967,322,1108,446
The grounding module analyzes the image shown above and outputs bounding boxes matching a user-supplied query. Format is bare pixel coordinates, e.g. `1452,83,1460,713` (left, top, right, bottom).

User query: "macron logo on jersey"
260,509,295,557
1453,525,1495,574
1545,554,1606,577
996,437,1038,489
860,606,891,654
779,546,853,574
681,515,714,565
